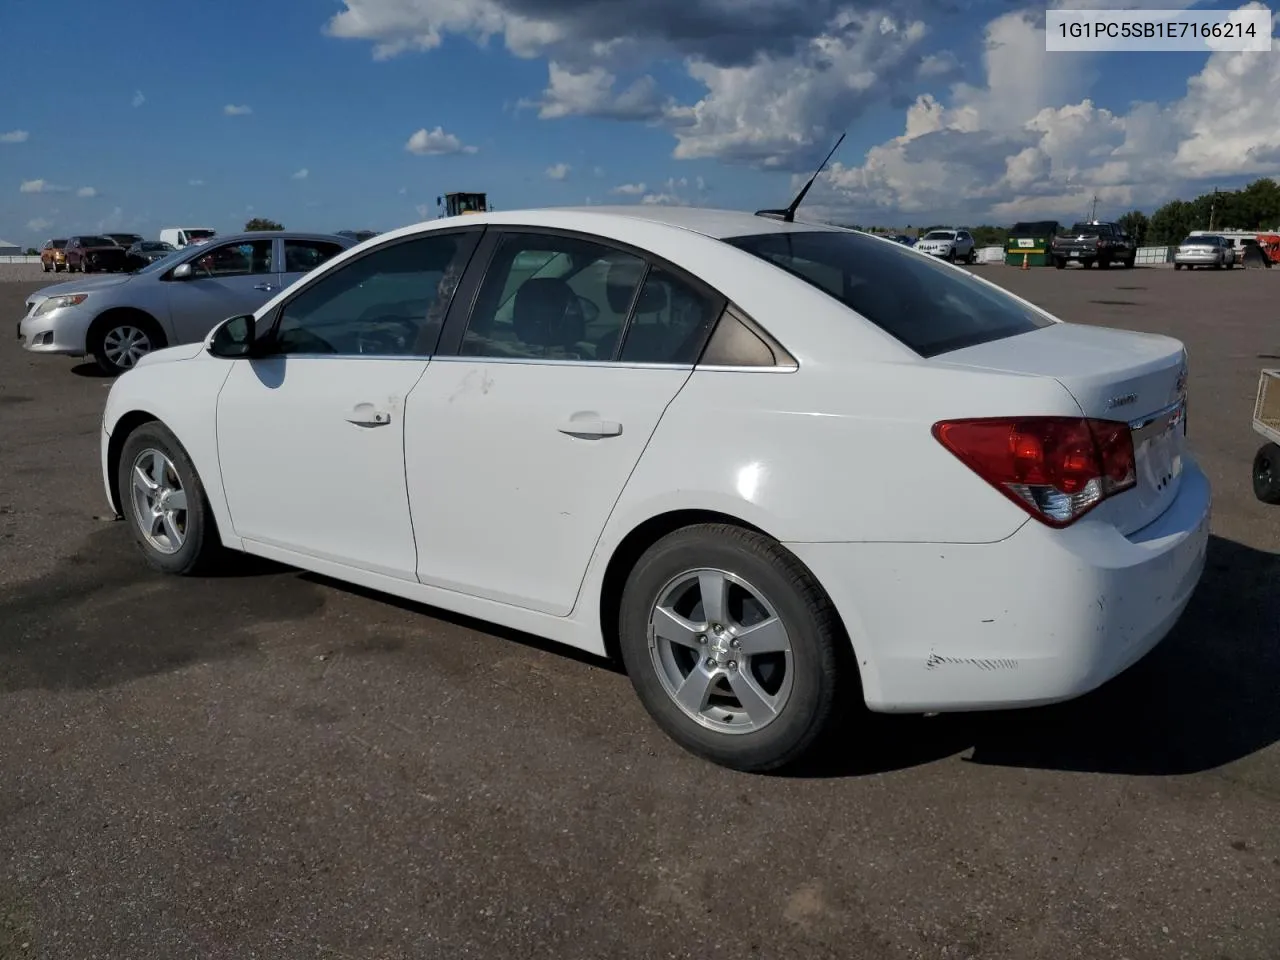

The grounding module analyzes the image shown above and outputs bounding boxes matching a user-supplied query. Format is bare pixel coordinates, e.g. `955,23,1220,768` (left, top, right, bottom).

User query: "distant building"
0,239,20,256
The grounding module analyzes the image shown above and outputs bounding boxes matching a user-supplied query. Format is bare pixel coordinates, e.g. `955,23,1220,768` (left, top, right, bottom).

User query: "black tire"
1123,257,1136,268
616,523,851,773
1099,258,1111,269
1253,443,1280,505
83,261,94,274
1174,263,1183,270
1054,258,1066,269
90,313,167,376
117,422,223,575
966,248,976,265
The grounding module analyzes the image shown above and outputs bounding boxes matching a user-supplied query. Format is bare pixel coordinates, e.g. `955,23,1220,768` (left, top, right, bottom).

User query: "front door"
405,229,724,616
165,237,281,344
215,230,482,580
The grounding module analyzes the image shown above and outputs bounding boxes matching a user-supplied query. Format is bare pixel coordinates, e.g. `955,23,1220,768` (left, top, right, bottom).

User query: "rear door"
402,228,724,616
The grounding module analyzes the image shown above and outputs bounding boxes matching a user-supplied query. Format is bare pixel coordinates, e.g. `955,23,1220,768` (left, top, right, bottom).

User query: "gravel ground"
0,264,49,284
2,267,1279,960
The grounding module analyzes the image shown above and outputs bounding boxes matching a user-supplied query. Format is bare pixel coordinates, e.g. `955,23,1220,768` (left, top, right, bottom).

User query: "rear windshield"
1183,235,1218,245
185,229,216,240
725,230,1054,358
81,236,116,247
1068,223,1101,235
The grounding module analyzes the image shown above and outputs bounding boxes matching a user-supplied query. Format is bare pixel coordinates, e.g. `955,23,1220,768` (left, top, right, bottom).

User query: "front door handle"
557,417,623,438
346,401,391,427
253,282,276,292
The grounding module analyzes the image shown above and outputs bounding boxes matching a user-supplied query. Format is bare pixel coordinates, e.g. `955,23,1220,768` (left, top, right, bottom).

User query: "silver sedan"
17,230,355,374
1173,235,1234,270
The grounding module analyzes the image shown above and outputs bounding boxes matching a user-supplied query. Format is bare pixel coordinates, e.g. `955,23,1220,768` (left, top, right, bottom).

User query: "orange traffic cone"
1021,252,1029,270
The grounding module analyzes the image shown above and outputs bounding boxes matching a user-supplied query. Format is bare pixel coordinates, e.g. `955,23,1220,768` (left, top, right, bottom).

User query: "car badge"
1106,393,1138,409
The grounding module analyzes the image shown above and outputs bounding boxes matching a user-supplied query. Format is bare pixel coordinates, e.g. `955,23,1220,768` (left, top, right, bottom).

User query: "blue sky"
1,0,1277,247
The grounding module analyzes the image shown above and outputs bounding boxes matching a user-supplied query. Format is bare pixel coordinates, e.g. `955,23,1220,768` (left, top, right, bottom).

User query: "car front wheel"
91,315,165,375
617,523,849,772
118,422,223,575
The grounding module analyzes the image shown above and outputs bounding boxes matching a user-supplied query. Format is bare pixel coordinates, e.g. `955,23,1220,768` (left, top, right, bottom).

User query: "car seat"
512,277,585,357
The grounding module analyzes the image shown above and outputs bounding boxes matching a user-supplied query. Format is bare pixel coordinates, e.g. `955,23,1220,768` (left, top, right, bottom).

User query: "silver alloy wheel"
129,448,188,554
648,567,794,735
103,325,152,369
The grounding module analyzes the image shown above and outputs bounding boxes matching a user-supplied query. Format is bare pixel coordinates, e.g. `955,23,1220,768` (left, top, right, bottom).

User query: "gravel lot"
2,266,1278,960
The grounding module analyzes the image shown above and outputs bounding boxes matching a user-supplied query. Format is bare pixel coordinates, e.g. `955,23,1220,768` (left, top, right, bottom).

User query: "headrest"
513,277,584,348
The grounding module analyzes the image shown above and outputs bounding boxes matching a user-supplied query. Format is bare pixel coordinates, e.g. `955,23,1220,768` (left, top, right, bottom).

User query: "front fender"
102,355,239,549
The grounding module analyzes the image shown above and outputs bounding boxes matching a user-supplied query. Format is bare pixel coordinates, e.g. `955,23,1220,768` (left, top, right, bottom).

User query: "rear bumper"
1174,253,1221,265
787,456,1212,713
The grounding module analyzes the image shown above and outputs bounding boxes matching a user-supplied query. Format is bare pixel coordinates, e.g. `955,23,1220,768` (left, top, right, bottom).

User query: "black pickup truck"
1050,221,1137,269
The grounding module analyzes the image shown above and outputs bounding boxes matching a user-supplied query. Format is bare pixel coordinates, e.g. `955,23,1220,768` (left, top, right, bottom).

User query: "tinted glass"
272,234,472,357
51,240,66,249
186,229,216,241
283,239,347,274
80,236,116,247
726,230,1054,358
461,233,644,361
617,267,720,364
190,239,273,277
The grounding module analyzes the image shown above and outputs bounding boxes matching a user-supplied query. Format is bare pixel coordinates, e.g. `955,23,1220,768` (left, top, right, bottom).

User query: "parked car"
124,240,178,271
914,229,976,262
96,206,1209,772
159,227,217,249
40,238,68,273
336,229,380,243
1173,234,1235,270
65,235,129,273
1050,221,1136,269
17,231,353,374
105,232,145,250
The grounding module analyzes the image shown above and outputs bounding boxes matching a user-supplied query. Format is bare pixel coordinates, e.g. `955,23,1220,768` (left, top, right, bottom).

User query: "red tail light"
932,417,1137,527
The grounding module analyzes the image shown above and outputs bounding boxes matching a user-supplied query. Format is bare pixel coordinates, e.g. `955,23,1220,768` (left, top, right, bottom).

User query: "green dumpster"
1004,220,1059,266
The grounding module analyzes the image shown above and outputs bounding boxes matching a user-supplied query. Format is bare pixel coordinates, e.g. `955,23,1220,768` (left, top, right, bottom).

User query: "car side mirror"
208,314,257,358
171,262,194,280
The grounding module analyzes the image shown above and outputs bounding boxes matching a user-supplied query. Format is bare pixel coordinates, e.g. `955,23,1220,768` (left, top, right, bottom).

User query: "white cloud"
19,179,68,194
405,126,478,155
26,217,52,232
96,206,125,232
415,202,433,218
224,104,253,116
592,166,604,177
189,179,205,187
641,176,709,206
77,186,97,198
610,182,646,195
525,63,669,120
398,186,408,194
292,167,309,179
132,90,146,108
0,130,29,144
809,3,1280,221
546,162,570,180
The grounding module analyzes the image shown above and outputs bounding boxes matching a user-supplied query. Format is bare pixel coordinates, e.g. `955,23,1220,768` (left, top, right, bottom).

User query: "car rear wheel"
118,422,223,575
91,314,166,375
1054,257,1065,269
617,523,850,772
1253,443,1280,504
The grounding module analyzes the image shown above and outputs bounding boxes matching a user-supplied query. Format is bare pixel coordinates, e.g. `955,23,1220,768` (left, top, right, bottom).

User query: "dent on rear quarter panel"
608,359,1081,545
105,357,238,547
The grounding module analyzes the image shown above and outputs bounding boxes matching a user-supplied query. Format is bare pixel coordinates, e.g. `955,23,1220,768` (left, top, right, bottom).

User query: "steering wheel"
355,315,419,354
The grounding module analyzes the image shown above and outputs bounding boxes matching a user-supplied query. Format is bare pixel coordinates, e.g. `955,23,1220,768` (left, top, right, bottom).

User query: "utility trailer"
1252,369,1280,503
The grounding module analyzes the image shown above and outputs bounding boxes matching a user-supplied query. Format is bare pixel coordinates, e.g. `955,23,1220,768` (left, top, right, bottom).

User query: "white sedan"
100,206,1211,772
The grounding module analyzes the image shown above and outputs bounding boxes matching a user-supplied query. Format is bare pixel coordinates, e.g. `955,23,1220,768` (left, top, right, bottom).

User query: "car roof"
200,230,355,245
414,205,850,241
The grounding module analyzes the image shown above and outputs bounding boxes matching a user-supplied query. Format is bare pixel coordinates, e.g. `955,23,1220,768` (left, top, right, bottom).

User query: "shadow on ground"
791,534,1280,779
4,524,1276,781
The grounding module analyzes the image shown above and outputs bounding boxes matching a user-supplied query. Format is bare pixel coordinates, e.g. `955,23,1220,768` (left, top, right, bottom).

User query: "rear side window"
726,230,1053,358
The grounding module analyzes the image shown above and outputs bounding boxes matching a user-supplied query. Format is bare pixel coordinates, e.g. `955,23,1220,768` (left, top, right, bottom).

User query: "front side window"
461,233,645,361
190,239,273,277
271,232,475,357
726,230,1054,358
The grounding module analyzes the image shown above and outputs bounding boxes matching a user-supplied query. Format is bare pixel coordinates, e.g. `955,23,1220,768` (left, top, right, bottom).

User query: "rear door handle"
253,282,276,292
346,401,391,427
557,418,622,438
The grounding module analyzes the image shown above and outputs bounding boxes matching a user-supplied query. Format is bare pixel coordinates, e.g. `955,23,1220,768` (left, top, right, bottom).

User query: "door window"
616,267,721,364
460,233,645,362
190,239,274,278
283,239,347,274
270,233,475,357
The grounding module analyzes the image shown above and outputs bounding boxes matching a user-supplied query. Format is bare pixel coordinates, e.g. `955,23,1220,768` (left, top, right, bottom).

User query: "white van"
159,227,217,249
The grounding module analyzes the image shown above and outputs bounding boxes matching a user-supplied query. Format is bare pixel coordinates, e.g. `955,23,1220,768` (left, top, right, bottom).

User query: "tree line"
834,178,1280,249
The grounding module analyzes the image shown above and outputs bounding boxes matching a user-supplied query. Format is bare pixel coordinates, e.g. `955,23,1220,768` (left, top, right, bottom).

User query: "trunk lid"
938,322,1189,535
